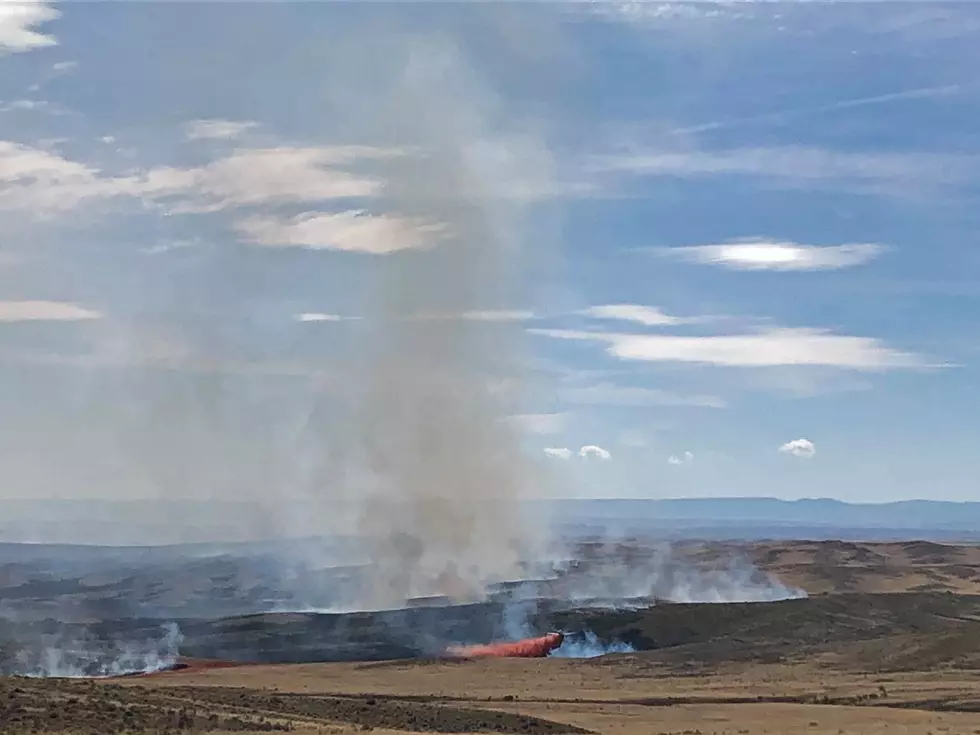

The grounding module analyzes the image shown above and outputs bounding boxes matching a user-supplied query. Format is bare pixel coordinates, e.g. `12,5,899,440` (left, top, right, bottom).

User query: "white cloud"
51,60,75,73
294,313,347,323
590,1,735,26
0,0,58,55
668,451,694,465
664,238,887,271
236,210,447,254
779,438,816,459
0,141,388,217
543,447,573,460
0,99,59,113
0,300,100,322
579,444,611,460
606,329,924,369
560,381,726,409
595,145,973,198
581,303,695,326
511,413,567,435
530,327,927,370
0,141,112,212
170,147,385,213
183,119,258,141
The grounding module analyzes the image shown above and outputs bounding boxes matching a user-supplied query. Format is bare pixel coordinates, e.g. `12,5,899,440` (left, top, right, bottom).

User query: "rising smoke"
328,20,563,611
544,541,808,606
0,623,182,678
551,631,634,659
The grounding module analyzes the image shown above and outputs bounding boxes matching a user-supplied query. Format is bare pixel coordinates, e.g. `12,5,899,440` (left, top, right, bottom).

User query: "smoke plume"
330,22,561,610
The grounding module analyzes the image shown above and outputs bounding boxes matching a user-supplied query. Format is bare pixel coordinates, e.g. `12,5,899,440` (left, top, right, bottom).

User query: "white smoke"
5,623,182,678
551,631,633,658
323,15,564,612
535,539,807,608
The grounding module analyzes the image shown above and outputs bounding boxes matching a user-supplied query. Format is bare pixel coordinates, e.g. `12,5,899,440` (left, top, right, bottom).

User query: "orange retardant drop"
445,631,564,659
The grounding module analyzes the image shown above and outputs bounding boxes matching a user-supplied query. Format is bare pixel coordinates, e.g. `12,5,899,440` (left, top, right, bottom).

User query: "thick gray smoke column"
338,29,559,609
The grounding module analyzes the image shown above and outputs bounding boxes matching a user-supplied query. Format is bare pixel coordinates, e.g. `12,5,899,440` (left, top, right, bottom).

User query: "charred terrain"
4,538,980,733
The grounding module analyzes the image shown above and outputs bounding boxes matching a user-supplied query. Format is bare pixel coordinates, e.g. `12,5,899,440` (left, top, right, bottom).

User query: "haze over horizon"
1,1,978,519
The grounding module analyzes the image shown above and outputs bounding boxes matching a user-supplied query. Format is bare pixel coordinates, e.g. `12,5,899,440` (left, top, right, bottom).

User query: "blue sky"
1,1,978,504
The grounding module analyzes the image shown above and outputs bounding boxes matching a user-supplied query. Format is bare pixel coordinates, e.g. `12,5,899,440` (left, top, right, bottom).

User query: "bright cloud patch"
294,313,346,323
0,0,58,54
579,444,611,460
779,438,816,459
666,238,887,271
668,451,694,465
581,304,693,326
235,210,447,254
173,148,384,213
0,300,100,322
531,327,926,370
543,447,573,460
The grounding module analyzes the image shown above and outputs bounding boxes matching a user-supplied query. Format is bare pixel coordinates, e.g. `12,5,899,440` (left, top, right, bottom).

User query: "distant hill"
542,498,980,541
3,497,980,545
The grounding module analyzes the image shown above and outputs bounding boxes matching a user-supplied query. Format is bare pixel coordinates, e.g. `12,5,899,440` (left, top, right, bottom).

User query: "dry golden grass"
749,540,980,596
113,653,980,735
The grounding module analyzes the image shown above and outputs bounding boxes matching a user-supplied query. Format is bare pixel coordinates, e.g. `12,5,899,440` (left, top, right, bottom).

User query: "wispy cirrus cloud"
674,84,962,136
0,300,100,322
0,138,459,255
0,141,387,217
661,238,888,271
531,326,930,371
294,313,349,323
236,210,447,254
594,144,975,198
580,303,699,326
183,119,258,141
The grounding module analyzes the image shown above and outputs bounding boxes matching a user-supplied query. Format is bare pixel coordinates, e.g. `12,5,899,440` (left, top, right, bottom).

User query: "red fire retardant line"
444,632,565,659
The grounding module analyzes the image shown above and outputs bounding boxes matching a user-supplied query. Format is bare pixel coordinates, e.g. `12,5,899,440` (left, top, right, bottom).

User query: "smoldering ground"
0,622,182,678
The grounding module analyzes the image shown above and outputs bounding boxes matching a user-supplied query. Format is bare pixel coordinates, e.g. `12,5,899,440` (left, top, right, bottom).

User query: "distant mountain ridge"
2,497,979,545
544,497,980,533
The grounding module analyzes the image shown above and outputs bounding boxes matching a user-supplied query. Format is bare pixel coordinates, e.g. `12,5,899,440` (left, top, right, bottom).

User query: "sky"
1,0,979,506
